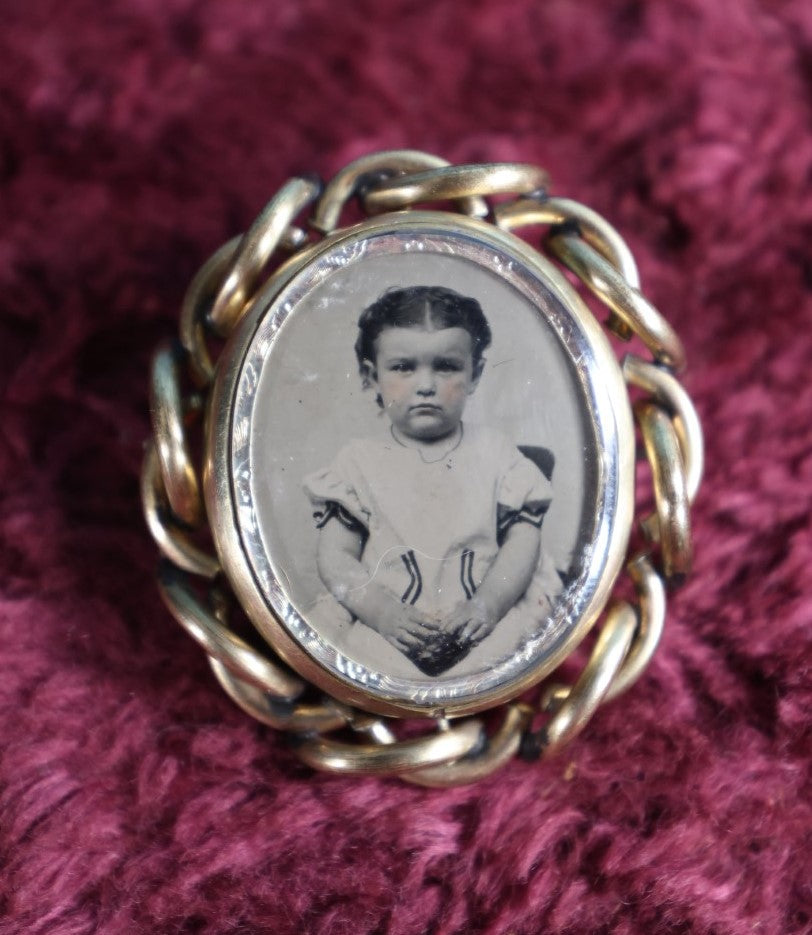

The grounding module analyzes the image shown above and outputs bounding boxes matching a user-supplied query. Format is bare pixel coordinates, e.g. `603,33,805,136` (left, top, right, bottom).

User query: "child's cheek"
443,376,468,402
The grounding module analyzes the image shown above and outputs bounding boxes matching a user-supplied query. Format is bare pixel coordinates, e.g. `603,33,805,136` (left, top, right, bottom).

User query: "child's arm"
449,522,541,643
316,518,438,652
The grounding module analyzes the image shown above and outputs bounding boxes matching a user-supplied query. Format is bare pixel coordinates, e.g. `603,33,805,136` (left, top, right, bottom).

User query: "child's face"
365,326,483,441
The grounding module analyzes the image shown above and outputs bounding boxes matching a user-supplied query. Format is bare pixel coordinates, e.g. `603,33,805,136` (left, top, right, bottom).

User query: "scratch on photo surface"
344,546,454,592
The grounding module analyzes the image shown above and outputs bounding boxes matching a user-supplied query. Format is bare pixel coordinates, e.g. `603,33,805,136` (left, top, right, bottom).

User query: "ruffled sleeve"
496,446,554,544
302,444,372,534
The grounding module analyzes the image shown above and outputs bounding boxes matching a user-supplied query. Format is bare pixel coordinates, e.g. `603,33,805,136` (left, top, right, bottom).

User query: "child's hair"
354,286,492,389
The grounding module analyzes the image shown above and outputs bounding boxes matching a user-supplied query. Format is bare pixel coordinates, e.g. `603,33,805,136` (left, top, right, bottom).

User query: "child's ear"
469,357,485,392
360,359,378,390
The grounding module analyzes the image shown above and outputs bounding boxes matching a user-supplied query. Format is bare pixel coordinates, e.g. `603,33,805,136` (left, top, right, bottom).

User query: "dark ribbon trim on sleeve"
313,500,367,536
497,499,551,545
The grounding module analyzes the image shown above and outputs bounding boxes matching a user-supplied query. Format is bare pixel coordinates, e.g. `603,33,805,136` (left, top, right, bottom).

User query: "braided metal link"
495,197,641,290
179,237,240,386
311,149,490,233
207,176,321,336
142,152,702,783
149,343,203,526
363,162,550,215
495,196,685,369
141,442,220,579
604,555,666,701
294,718,486,776
158,562,304,699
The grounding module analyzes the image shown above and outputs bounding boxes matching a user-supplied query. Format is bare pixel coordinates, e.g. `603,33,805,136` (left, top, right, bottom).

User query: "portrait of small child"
303,285,562,677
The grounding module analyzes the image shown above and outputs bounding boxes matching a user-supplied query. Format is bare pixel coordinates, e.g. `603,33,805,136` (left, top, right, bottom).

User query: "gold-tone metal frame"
142,152,703,782
204,211,635,719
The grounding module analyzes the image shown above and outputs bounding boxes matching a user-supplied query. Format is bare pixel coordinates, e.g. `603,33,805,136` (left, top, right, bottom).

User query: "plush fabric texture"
1,1,811,933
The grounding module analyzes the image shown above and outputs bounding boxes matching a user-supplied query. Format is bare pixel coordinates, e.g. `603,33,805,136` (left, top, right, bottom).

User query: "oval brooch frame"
144,152,701,783
205,211,635,718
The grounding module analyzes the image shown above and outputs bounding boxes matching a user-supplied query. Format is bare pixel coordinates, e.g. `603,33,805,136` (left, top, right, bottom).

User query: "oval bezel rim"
204,211,635,718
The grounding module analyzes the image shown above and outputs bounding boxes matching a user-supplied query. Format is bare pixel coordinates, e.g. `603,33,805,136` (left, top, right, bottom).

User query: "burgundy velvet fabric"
1,2,811,932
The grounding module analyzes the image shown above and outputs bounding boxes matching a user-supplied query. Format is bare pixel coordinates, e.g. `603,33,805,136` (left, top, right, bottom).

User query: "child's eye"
388,361,415,373
435,358,464,372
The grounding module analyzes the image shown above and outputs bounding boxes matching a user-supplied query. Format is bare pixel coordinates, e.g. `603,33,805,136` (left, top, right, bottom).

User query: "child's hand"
376,603,441,653
446,598,499,646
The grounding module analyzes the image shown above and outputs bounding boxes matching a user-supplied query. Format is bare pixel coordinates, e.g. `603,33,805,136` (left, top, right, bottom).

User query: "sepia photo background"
249,249,598,615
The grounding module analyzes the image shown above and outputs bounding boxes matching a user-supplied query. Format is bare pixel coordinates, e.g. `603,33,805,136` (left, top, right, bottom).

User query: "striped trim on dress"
400,550,423,605
460,549,477,598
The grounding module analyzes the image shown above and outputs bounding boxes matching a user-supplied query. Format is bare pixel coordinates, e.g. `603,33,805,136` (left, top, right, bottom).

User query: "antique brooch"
142,151,703,785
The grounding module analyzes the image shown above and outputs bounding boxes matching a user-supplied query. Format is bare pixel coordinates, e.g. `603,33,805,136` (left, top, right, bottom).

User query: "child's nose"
415,366,436,395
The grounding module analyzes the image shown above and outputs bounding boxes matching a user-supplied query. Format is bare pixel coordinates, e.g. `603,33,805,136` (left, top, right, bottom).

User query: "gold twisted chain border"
142,150,703,785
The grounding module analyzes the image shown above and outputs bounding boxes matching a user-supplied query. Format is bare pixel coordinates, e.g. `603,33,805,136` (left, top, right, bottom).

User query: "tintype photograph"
243,232,602,692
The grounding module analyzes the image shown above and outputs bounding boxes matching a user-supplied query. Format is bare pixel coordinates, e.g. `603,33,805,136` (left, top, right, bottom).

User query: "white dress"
302,424,561,678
